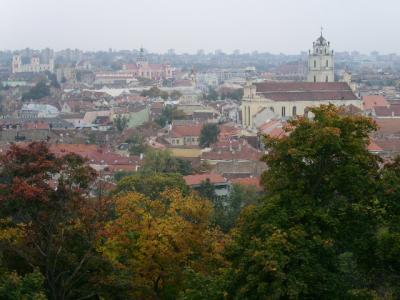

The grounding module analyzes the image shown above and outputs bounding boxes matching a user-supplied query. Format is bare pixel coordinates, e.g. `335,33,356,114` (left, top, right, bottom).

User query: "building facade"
241,81,362,128
307,33,334,83
12,54,54,73
122,48,173,80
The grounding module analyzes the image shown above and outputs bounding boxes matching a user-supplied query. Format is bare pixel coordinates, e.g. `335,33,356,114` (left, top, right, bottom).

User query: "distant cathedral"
307,31,334,82
12,54,54,74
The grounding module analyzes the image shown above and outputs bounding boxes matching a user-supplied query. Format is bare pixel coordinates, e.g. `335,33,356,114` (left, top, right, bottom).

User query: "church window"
292,106,297,116
281,106,286,117
314,75,316,82
325,76,329,82
270,106,274,113
326,60,329,67
314,60,316,68
247,106,251,126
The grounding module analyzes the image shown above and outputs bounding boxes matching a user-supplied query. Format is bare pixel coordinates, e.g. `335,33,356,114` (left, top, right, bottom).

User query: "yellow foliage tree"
101,189,227,299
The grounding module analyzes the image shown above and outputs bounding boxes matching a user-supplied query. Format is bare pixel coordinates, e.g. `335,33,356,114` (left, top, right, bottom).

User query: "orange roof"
230,177,262,190
363,95,389,110
184,173,226,186
367,140,383,152
170,123,203,137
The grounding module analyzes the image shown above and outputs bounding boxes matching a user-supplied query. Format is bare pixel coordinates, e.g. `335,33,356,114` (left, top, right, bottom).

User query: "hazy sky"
1,0,399,54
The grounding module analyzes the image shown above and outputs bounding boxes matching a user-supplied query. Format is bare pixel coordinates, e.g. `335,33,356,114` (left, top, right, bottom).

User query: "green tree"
141,86,163,98
114,172,189,200
225,105,384,299
22,81,50,101
0,142,115,300
196,179,216,201
199,123,220,148
205,87,218,101
170,90,183,100
215,184,260,232
141,149,193,175
0,268,47,300
113,114,128,132
126,133,148,155
155,105,187,127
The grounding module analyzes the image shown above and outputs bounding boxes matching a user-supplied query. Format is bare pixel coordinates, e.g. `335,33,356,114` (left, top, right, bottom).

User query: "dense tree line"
0,105,400,299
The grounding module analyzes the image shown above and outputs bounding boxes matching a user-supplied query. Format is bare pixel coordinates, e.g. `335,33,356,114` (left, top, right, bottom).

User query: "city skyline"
2,0,400,55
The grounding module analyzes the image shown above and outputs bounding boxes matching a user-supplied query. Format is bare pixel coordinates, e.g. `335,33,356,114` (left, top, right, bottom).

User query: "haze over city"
2,0,400,54
1,1,400,299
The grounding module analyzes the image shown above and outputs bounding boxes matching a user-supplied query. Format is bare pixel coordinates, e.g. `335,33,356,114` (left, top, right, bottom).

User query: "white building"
20,104,60,119
241,81,361,128
12,54,54,74
307,32,334,83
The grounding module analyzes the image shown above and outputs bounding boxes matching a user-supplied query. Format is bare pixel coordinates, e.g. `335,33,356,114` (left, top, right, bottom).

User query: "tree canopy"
225,105,400,299
199,123,220,148
22,81,50,101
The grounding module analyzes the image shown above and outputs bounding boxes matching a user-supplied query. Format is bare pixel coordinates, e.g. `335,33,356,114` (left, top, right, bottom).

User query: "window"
326,60,329,67
292,106,297,116
281,106,286,117
270,106,274,112
326,76,329,82
247,106,251,126
314,60,316,68
314,75,316,82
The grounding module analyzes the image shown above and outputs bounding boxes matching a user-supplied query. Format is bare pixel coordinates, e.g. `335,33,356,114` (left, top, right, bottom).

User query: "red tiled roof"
170,124,203,137
363,95,389,110
184,173,226,186
255,82,358,101
375,139,400,153
374,105,400,117
230,177,262,190
375,119,400,135
367,140,383,152
202,142,262,161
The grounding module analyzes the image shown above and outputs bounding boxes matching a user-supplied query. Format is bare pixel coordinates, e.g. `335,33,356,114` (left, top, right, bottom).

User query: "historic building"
12,54,54,73
241,33,361,129
307,32,334,82
122,48,173,80
241,81,361,128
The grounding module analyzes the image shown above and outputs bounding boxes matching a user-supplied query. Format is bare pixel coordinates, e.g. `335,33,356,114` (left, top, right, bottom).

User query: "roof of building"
367,140,384,152
255,82,358,102
230,177,262,190
169,123,203,138
375,139,400,153
375,119,400,135
363,95,389,110
184,173,226,186
374,105,400,117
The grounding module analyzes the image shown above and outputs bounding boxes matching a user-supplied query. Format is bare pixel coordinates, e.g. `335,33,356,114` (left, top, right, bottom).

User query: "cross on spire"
320,26,324,37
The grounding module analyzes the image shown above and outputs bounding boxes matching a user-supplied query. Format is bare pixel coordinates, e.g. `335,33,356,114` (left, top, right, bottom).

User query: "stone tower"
136,47,148,67
307,31,334,82
12,54,21,73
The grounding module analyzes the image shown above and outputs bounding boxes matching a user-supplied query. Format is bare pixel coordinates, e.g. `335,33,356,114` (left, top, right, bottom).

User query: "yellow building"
241,80,362,128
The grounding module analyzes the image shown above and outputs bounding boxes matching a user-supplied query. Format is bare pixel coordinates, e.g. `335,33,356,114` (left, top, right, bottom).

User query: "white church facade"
12,54,54,74
241,33,362,128
307,33,335,83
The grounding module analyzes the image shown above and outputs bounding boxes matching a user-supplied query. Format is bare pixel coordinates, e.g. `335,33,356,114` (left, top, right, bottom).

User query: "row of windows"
270,106,297,117
313,75,330,82
313,60,330,68
171,137,199,145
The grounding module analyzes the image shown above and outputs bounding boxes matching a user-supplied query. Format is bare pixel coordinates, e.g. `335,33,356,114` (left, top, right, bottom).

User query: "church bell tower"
307,29,334,83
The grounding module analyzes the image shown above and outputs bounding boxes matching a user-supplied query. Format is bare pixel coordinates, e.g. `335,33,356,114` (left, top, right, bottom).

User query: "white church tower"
307,30,334,82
